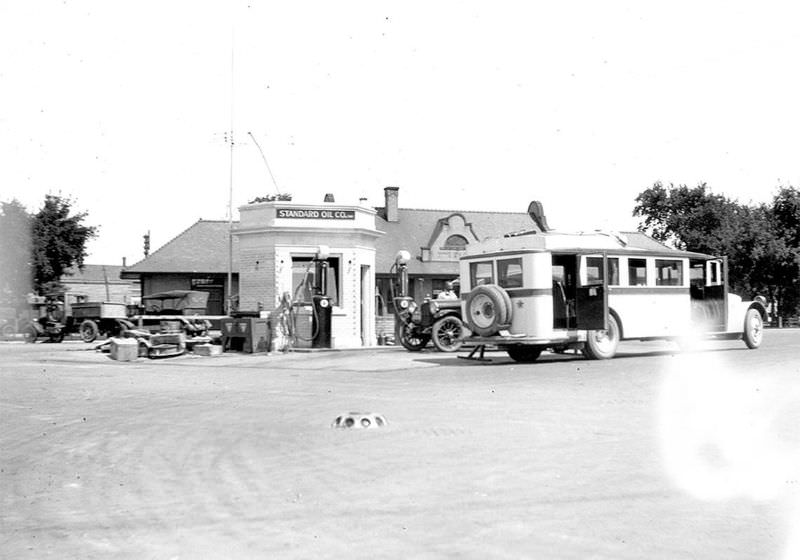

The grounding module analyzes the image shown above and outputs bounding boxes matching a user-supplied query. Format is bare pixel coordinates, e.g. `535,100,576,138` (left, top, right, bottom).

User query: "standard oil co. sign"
276,207,356,220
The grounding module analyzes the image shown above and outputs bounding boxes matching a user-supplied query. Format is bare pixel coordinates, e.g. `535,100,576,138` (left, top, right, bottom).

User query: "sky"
1,1,799,266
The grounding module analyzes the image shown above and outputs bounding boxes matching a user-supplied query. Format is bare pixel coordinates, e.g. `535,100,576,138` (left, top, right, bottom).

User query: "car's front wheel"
431,316,465,352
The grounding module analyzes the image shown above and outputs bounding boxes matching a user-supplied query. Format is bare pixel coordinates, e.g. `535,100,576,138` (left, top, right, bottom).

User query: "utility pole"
226,23,236,316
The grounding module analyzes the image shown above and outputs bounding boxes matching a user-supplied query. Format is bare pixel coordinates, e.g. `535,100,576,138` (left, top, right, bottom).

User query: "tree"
766,186,800,318
633,182,800,319
31,195,97,293
632,182,743,255
0,200,33,306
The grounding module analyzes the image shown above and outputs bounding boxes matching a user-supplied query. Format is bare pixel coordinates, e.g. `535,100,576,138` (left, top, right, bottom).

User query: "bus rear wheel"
582,314,620,360
506,345,543,363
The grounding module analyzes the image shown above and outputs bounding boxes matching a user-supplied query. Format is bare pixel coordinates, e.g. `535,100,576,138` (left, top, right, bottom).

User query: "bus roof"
461,230,713,260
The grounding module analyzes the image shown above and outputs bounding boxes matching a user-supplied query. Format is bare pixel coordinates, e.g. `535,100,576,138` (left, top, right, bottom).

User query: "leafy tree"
632,182,743,255
766,186,800,318
31,195,97,293
633,182,800,318
0,200,33,306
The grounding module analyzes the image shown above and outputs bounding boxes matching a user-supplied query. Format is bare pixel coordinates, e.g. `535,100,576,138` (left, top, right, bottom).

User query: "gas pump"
392,250,429,350
393,250,413,313
311,245,333,348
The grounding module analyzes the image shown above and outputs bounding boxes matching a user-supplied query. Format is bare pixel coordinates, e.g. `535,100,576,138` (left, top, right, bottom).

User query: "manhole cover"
332,412,387,429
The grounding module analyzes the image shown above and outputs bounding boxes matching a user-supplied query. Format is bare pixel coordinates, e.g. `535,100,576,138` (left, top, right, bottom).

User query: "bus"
458,222,766,363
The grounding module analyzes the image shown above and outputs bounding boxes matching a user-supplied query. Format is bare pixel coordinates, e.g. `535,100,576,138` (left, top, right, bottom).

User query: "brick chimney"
384,186,399,222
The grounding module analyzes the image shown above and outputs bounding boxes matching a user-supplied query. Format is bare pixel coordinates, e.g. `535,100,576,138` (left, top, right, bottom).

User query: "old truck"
18,293,134,343
71,301,135,342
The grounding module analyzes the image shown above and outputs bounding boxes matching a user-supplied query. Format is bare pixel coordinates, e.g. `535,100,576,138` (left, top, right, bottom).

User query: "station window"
498,258,523,288
443,235,468,250
656,259,683,286
470,261,494,287
291,256,340,305
628,258,647,286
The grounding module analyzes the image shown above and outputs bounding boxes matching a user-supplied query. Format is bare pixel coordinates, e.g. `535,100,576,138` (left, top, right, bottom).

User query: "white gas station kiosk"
233,200,383,348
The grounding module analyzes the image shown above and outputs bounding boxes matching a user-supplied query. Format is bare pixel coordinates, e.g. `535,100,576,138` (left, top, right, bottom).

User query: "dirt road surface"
2,332,799,559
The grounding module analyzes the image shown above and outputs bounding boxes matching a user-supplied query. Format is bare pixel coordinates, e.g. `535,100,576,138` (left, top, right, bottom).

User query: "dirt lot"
2,332,799,559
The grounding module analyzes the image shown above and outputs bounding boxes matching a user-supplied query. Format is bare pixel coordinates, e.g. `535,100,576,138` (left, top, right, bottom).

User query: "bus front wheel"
742,308,763,349
583,314,620,360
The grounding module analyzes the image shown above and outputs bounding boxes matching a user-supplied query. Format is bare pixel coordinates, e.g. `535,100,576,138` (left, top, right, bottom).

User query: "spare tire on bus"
464,284,512,337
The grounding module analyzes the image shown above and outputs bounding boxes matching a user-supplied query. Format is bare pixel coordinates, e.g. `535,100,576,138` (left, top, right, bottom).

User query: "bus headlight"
398,299,409,310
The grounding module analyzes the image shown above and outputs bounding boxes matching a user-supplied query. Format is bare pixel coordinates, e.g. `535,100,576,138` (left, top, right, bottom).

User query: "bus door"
576,254,608,331
551,253,608,330
689,257,726,330
552,254,576,329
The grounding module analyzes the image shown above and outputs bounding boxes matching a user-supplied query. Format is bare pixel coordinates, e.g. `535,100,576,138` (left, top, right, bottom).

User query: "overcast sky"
1,1,798,265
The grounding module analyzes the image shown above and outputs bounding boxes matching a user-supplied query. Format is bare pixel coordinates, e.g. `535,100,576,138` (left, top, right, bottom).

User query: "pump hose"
289,260,321,343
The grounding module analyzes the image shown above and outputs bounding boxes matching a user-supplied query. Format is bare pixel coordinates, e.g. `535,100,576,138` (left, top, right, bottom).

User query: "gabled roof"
374,208,534,275
121,220,239,277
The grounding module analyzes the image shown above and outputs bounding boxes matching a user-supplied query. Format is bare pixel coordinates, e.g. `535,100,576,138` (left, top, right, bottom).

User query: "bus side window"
628,258,647,286
708,261,721,285
470,261,494,287
656,259,683,286
608,257,620,286
585,257,604,285
498,258,523,288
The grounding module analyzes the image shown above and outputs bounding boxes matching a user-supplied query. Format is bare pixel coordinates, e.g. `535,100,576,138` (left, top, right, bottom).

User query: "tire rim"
468,294,496,330
436,318,462,347
749,314,763,344
592,320,618,353
402,324,426,347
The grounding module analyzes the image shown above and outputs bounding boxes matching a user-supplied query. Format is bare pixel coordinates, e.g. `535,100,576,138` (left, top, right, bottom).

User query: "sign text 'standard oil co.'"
276,208,356,220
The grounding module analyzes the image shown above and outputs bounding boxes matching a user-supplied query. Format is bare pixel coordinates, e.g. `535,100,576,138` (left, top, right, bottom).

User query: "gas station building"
122,188,535,348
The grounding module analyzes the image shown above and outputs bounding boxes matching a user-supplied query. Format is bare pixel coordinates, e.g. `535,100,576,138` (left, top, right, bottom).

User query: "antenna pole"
227,27,235,315
247,131,280,194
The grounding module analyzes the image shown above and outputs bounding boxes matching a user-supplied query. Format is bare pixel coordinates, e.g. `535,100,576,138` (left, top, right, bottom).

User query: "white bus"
459,224,766,363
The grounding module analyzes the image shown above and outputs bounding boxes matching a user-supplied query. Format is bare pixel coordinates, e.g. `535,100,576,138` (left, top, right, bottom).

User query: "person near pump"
437,281,458,300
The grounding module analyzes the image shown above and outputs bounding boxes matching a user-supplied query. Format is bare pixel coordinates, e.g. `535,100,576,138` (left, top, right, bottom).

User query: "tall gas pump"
392,250,429,350
311,245,333,348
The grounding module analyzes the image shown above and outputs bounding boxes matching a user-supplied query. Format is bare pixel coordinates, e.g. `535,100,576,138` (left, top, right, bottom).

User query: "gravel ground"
1,331,799,559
